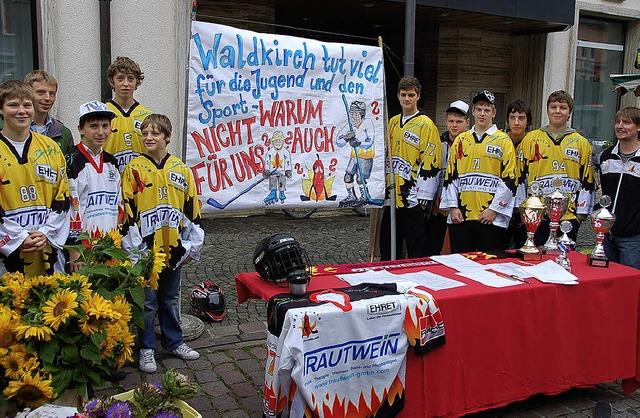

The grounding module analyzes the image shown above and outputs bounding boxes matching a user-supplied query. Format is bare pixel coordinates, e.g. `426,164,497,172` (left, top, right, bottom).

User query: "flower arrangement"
0,230,166,411
71,369,200,418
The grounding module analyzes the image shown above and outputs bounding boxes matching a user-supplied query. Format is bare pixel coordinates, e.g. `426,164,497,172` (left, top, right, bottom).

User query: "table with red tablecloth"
236,252,640,417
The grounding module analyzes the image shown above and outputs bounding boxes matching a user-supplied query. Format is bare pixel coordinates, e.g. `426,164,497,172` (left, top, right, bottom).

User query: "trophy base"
588,256,609,268
517,251,542,261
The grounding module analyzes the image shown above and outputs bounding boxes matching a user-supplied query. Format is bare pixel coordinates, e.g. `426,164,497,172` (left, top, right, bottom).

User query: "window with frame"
573,16,624,146
1,0,36,83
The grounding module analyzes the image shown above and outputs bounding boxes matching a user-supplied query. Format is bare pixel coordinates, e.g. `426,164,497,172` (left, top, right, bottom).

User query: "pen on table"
491,270,531,284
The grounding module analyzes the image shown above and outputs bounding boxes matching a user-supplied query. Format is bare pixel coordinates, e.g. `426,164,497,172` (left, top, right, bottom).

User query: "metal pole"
99,0,112,103
404,0,416,76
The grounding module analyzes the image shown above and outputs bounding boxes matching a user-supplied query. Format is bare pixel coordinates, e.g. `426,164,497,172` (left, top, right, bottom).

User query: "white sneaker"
170,343,200,360
139,349,157,373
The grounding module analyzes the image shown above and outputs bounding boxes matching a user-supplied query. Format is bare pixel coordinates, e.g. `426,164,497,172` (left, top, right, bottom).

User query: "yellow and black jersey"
440,126,517,228
105,100,153,172
0,132,70,276
386,112,441,208
121,154,204,270
519,127,595,220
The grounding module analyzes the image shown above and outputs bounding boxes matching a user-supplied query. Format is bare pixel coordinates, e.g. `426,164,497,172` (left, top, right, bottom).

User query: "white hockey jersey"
263,283,445,418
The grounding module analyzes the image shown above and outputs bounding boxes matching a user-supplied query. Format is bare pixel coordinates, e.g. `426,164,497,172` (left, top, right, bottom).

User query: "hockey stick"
206,169,275,210
341,94,384,206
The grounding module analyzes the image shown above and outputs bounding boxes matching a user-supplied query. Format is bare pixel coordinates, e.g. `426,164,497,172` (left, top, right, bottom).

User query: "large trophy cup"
555,221,574,272
518,181,546,261
542,178,570,254
588,195,616,267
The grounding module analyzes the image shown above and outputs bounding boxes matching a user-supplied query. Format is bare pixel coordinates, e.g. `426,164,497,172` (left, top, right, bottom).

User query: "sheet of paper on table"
431,254,488,272
455,269,523,288
27,404,78,417
489,262,531,278
337,269,466,292
521,260,579,285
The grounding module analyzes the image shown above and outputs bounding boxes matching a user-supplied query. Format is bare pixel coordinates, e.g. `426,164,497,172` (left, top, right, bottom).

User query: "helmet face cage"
253,234,310,284
189,281,226,322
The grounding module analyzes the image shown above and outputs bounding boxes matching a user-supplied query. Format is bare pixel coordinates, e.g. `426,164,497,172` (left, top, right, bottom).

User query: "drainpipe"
99,0,112,102
404,0,416,76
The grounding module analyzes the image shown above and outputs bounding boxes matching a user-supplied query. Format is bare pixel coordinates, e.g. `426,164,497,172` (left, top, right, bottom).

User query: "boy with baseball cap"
65,101,121,272
425,100,469,255
440,90,517,252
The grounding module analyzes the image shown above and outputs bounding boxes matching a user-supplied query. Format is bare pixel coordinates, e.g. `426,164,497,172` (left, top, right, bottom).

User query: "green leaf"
61,344,79,363
40,339,61,363
81,344,102,363
90,331,106,348
58,332,83,344
51,369,73,394
129,286,146,308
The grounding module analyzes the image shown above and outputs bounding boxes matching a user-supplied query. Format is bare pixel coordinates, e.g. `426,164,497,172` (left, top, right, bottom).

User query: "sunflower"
110,294,132,328
3,371,55,408
42,288,79,330
0,350,38,380
144,246,166,290
14,322,54,342
80,294,119,335
3,277,27,310
62,273,93,299
102,323,135,367
106,229,123,248
0,309,18,348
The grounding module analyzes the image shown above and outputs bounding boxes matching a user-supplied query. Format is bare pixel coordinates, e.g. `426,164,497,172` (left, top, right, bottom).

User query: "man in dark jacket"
594,106,640,269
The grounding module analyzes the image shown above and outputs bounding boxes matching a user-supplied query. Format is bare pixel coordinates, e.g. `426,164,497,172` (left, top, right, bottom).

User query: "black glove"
285,170,292,179
263,169,270,179
349,138,361,148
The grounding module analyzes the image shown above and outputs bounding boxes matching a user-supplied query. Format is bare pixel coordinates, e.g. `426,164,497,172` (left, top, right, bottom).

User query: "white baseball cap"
78,100,116,122
446,100,469,116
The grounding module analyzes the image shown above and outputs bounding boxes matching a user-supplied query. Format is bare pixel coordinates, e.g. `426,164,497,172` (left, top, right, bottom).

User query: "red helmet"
189,282,226,322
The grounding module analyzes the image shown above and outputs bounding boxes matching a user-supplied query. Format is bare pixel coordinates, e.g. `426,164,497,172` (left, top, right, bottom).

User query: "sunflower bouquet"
0,230,166,411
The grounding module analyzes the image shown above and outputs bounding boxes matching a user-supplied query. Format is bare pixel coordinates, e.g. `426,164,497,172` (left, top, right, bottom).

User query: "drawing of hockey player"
263,131,292,205
336,100,376,207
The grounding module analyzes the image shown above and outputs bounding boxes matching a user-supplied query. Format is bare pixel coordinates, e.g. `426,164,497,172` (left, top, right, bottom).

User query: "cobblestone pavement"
94,210,640,418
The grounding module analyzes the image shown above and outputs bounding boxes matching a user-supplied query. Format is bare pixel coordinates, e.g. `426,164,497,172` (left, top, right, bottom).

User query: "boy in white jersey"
0,80,70,276
65,101,120,272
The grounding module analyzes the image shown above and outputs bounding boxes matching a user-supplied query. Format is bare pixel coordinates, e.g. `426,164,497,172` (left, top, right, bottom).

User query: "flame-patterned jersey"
66,143,122,242
0,132,70,276
121,154,204,269
386,112,441,208
105,100,153,172
440,126,517,227
263,283,445,418
518,127,595,220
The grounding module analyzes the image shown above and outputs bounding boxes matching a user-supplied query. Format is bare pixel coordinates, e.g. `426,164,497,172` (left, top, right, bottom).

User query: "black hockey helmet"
253,234,310,283
189,281,227,322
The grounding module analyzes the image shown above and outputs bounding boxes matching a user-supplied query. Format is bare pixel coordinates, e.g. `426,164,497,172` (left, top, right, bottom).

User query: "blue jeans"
604,234,640,270
138,267,184,351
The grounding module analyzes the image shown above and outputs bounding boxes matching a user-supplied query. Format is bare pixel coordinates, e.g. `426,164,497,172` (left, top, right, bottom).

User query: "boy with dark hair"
425,100,469,255
380,75,441,260
121,114,205,373
106,56,153,172
506,99,533,249
0,70,74,153
440,90,517,253
519,90,595,245
0,80,70,276
594,106,640,269
65,101,120,272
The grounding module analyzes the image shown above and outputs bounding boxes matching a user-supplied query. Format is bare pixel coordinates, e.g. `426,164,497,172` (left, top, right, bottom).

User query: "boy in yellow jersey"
380,76,441,260
0,80,70,277
121,114,204,373
440,90,517,253
519,91,595,245
105,56,153,172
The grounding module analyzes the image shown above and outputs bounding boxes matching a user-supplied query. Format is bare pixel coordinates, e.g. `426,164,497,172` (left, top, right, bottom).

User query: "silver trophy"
518,181,545,261
555,221,574,272
543,178,570,254
588,195,616,268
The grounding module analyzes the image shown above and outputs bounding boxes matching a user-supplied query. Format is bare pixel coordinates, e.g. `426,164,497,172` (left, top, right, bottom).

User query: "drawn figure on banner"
336,100,376,208
299,154,337,202
263,130,292,205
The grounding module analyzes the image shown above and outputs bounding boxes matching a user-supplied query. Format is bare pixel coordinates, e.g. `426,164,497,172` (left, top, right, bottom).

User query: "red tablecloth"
236,252,640,417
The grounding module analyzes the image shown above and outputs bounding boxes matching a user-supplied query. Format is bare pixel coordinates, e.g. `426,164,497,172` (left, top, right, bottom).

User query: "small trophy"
518,181,546,261
543,178,570,254
555,221,574,272
588,195,616,268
